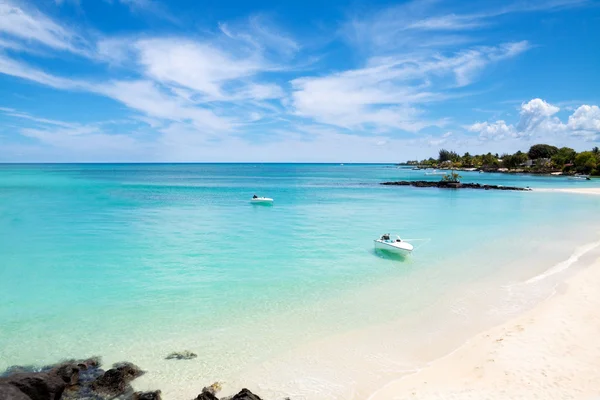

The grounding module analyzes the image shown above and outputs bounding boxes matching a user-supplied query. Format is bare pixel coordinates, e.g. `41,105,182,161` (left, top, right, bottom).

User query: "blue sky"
0,0,599,162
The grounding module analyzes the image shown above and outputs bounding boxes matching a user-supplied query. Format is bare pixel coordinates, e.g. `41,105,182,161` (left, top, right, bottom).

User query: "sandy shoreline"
135,239,600,400
368,257,600,400
536,187,600,195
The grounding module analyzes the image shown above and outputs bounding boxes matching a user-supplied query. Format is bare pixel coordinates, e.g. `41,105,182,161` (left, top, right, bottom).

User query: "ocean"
1,164,600,398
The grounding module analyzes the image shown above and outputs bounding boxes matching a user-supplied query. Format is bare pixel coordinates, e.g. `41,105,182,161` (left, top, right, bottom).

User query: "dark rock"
165,351,197,360
0,383,30,400
195,392,219,400
91,362,144,396
52,365,80,386
0,371,70,400
134,390,162,400
1,366,40,378
1,358,152,400
0,358,94,400
75,358,101,371
380,180,530,191
231,388,263,400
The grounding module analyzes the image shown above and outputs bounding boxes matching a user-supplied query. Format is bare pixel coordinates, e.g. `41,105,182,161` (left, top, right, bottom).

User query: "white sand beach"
538,188,600,195
368,257,600,400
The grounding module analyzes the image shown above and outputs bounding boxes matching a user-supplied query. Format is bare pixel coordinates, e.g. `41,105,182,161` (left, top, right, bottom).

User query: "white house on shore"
521,158,551,167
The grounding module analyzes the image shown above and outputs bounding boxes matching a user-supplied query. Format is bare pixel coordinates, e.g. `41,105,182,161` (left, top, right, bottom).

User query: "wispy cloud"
0,106,76,127
1,0,593,161
343,0,590,55
219,15,300,58
407,14,486,31
290,41,528,131
114,0,178,23
0,0,88,54
134,37,276,101
0,1,298,137
0,52,83,89
0,106,150,161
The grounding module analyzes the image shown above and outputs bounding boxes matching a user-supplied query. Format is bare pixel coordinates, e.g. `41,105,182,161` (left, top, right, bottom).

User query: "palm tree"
442,171,462,183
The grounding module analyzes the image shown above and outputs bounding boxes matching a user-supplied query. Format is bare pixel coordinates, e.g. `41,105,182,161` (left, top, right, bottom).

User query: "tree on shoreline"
409,144,600,176
528,144,559,160
575,152,598,174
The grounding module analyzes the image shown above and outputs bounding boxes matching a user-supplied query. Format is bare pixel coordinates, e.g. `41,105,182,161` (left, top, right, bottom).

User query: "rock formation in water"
381,180,531,191
165,351,198,361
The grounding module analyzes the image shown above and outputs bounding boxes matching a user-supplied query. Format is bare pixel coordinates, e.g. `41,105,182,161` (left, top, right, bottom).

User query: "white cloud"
0,1,86,54
0,52,83,89
407,14,485,31
0,108,149,162
0,107,75,128
567,105,600,132
290,42,527,131
219,15,300,58
468,120,515,140
1,0,594,162
98,80,235,131
516,98,562,135
453,41,530,86
134,38,272,101
96,38,135,66
470,99,600,143
343,0,586,56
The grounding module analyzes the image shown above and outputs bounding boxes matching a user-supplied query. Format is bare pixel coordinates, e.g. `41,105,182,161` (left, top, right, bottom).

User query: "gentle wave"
526,239,600,284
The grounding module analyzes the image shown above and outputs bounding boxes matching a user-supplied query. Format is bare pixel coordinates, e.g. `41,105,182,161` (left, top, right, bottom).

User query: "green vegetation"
442,171,462,183
527,144,558,160
406,144,600,176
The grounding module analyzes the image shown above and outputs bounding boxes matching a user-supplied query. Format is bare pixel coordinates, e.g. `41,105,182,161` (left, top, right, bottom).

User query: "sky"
0,0,599,162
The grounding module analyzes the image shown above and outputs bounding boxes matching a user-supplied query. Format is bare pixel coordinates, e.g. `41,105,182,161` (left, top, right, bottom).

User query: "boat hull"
374,240,413,254
251,198,274,204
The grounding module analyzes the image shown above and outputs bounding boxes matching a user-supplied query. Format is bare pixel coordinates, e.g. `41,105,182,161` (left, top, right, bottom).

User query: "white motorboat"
425,170,446,176
251,196,274,204
568,175,590,180
374,234,414,254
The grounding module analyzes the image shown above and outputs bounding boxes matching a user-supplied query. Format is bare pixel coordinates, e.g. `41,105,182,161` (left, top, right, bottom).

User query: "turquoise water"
1,164,600,397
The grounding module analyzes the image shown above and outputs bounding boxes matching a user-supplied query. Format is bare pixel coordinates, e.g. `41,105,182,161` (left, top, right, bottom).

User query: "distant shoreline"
399,165,595,178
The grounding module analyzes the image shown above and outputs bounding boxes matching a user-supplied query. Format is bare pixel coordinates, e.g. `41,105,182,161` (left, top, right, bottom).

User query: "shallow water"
1,164,599,397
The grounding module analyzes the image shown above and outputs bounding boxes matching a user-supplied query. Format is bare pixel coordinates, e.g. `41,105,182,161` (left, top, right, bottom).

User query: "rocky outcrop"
381,180,531,191
2,359,280,400
0,358,97,400
0,372,68,400
1,358,148,400
90,362,144,397
196,392,219,400
230,389,263,400
133,390,162,400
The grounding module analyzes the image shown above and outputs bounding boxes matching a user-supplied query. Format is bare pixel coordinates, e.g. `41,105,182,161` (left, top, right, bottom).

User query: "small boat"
251,196,274,204
568,175,591,180
425,170,446,176
374,234,413,254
